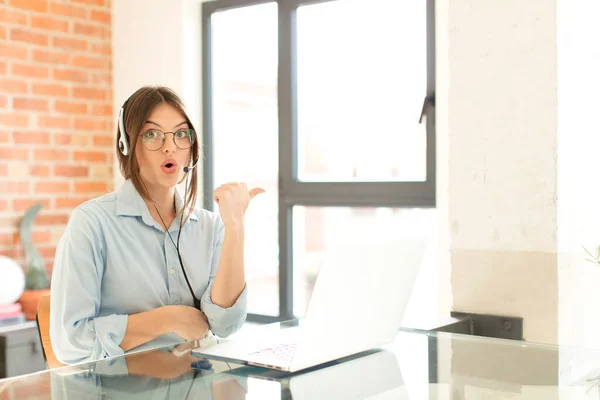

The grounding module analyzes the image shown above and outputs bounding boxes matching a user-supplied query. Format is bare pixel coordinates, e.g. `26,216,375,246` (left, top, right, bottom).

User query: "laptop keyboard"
249,343,297,361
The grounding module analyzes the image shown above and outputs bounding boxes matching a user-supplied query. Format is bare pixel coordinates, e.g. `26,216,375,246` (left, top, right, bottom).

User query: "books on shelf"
0,303,26,327
0,314,25,327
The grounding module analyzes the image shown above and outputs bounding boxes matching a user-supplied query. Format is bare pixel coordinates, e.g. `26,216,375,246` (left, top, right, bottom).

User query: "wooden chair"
35,295,66,369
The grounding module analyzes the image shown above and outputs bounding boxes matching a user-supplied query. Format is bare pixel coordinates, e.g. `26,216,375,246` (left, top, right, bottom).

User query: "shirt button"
170,268,175,275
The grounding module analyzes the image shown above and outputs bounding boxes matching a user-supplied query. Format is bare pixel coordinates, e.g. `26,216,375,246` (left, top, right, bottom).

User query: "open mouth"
161,160,177,174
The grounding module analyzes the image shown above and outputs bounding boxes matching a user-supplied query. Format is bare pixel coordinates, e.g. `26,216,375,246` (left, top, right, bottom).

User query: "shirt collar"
116,180,198,222
174,187,198,221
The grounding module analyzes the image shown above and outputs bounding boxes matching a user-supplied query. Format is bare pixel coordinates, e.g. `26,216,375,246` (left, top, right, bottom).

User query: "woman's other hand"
164,305,210,341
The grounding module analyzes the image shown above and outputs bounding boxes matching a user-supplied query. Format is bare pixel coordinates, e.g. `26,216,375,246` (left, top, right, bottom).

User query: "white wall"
556,0,600,382
439,0,559,344
557,0,600,348
435,0,600,384
112,0,203,193
438,0,600,351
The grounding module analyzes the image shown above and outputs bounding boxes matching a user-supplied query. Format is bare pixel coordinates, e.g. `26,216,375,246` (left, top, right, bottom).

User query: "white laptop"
194,238,427,373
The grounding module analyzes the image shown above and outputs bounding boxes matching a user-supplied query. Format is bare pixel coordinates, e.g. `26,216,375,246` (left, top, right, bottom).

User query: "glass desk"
2,320,600,399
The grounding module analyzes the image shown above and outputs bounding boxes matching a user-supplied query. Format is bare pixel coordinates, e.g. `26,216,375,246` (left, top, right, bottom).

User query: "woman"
49,86,263,365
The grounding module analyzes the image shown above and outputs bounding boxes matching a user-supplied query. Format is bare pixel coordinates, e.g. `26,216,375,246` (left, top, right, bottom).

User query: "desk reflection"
50,342,249,400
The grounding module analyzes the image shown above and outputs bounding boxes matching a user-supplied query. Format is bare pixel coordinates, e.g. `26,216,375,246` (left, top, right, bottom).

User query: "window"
296,0,427,183
209,2,279,317
203,0,435,322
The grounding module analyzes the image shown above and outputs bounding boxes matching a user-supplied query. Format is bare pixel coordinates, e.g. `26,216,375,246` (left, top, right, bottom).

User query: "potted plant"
18,203,50,320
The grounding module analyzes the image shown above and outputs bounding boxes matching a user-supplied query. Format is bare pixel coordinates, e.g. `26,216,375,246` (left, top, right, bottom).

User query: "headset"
117,94,202,310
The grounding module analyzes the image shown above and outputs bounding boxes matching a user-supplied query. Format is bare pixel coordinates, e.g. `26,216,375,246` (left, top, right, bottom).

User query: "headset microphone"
183,159,198,173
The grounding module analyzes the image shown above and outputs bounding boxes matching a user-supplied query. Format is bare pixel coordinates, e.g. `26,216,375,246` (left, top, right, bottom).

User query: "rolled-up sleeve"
50,208,128,365
200,218,248,338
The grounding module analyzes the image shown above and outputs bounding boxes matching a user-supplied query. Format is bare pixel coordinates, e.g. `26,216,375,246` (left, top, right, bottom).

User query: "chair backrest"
36,295,65,369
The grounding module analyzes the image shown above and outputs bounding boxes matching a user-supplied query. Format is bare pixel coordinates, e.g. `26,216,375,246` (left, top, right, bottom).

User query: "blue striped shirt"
50,179,247,364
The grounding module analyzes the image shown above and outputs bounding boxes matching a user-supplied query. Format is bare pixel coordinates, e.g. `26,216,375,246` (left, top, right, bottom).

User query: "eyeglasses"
139,128,196,151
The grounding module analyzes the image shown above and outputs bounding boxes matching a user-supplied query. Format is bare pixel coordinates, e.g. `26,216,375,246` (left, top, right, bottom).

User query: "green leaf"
583,245,597,260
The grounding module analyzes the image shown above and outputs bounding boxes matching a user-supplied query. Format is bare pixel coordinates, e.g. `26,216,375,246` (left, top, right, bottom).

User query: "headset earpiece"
117,106,129,156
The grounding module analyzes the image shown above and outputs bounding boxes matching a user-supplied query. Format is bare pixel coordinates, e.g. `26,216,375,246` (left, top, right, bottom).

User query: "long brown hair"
116,86,199,221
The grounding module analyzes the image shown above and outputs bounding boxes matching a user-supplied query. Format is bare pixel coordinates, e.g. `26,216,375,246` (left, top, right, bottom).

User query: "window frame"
202,0,436,323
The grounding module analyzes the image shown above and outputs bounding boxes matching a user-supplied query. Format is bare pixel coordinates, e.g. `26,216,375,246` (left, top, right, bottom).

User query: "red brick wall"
0,0,113,277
